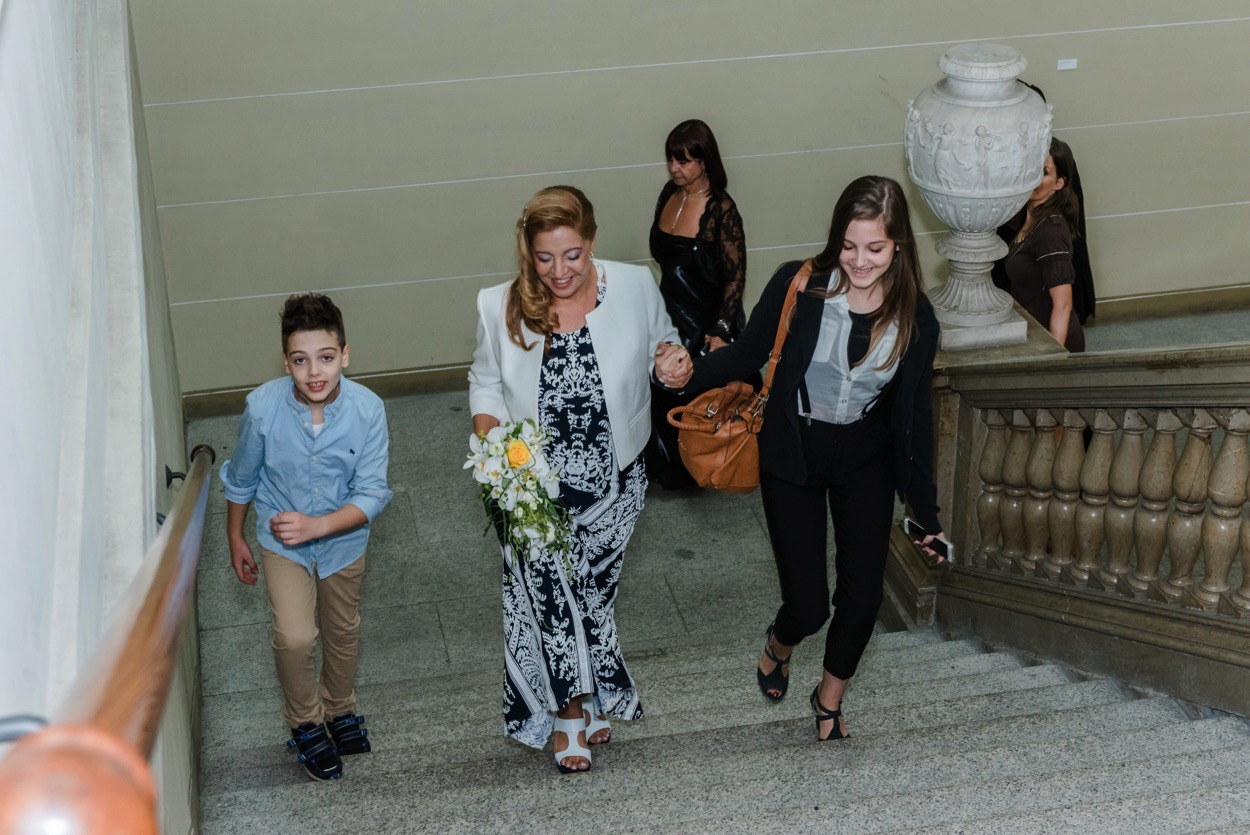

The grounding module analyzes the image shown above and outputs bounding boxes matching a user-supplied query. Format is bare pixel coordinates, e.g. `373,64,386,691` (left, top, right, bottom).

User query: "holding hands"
654,342,694,389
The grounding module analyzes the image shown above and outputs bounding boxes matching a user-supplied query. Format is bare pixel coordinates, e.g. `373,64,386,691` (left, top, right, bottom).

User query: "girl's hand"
655,342,693,389
916,532,950,565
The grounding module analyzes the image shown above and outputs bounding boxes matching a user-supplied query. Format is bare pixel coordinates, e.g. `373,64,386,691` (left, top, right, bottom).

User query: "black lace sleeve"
702,195,746,339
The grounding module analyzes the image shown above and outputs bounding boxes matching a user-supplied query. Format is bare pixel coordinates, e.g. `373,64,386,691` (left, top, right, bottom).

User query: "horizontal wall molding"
143,17,1250,108
152,115,1250,211
1095,283,1250,321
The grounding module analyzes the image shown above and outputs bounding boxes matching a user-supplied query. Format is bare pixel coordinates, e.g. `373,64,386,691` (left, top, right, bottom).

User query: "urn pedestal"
904,43,1052,351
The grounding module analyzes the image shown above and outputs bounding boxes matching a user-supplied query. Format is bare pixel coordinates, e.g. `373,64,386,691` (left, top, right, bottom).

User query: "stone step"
888,780,1250,834
202,673,1142,800
654,735,1250,835
466,716,1247,833
201,652,1060,779
637,648,1028,717
198,633,991,754
856,636,984,670
622,632,977,685
202,676,1149,799
855,627,944,653
596,663,1075,748
201,713,1247,833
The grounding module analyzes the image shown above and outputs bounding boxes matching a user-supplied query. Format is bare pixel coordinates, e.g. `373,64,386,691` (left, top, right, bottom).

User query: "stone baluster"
1152,410,1216,603
1221,445,1250,616
1041,409,1085,581
973,409,1009,569
1120,410,1181,598
1069,409,1116,587
1092,409,1146,591
1020,409,1058,575
1187,409,1250,611
996,410,1033,573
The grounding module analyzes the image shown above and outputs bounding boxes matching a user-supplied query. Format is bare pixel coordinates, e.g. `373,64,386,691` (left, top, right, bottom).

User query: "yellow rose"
506,439,532,468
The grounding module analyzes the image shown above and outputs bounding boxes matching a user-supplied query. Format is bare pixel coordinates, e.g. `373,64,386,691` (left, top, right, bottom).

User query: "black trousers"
760,415,895,680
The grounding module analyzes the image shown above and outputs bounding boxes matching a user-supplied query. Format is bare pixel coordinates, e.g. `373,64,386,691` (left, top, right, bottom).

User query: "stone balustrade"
938,343,1250,625
921,343,1250,716
966,405,1248,617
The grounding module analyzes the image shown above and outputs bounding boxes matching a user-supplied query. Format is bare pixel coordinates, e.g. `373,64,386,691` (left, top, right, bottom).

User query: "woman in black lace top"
646,119,748,488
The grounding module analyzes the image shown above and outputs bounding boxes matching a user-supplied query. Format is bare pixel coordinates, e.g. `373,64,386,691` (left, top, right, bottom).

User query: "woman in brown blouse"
995,137,1085,352
646,119,748,488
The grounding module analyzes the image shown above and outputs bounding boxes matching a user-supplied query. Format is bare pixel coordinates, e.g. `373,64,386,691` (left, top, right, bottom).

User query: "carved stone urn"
904,42,1052,349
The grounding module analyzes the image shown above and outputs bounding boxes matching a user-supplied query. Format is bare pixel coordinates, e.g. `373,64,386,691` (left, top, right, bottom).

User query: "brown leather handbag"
666,262,808,493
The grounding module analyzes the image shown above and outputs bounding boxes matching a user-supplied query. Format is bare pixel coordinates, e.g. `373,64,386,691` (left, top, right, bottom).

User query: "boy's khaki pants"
260,548,366,728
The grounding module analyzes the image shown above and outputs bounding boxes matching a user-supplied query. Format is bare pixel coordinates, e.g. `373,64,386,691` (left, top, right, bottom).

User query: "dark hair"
280,293,346,351
664,119,728,194
507,185,598,350
810,176,922,369
1034,137,1080,236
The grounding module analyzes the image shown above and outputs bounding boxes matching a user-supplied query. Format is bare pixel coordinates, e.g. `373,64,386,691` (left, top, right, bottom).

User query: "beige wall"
128,1,1250,395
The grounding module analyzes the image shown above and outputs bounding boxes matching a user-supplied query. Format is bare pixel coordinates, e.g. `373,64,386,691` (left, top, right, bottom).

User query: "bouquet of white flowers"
465,419,571,565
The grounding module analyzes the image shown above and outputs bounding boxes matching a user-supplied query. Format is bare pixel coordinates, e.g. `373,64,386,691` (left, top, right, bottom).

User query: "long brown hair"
810,176,922,369
506,185,598,350
1031,137,1080,236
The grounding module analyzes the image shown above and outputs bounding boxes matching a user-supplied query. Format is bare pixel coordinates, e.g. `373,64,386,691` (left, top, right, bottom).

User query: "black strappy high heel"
756,622,791,702
810,686,850,741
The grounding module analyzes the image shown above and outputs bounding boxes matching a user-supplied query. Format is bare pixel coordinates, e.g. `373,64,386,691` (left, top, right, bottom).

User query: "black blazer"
689,260,942,533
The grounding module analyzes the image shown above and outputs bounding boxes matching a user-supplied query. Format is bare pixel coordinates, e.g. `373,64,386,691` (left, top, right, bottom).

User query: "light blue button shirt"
802,291,900,425
220,376,393,577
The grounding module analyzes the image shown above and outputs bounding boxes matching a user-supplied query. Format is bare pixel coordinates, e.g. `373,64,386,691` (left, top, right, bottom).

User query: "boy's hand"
270,511,324,546
230,539,259,585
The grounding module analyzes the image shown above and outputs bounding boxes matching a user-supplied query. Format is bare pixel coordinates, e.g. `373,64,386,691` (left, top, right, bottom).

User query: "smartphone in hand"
902,517,954,564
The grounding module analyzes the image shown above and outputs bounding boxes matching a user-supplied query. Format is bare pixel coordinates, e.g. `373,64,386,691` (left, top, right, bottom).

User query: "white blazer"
469,259,679,469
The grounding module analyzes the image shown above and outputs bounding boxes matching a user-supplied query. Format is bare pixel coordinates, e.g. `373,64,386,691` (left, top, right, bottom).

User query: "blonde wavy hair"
506,185,598,350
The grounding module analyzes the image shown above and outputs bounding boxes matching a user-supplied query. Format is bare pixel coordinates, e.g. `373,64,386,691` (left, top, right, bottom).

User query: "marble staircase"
190,385,1250,834
196,627,1250,833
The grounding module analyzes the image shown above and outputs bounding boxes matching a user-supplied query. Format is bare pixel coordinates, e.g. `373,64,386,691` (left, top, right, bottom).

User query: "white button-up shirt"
801,292,900,425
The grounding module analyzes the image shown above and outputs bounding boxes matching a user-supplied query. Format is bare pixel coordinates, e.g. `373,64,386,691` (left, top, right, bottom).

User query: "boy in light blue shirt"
220,293,392,781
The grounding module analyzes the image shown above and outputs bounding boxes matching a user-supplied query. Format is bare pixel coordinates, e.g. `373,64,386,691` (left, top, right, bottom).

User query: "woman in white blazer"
468,185,680,774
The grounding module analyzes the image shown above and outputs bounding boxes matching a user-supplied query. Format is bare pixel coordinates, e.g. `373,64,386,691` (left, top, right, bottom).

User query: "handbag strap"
757,260,810,404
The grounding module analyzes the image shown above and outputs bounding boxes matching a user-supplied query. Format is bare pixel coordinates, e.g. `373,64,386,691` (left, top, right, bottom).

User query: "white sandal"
582,695,611,745
552,714,592,774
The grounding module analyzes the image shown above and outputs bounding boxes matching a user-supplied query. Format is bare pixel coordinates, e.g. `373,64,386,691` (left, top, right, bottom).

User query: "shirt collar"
284,377,349,419
823,291,850,309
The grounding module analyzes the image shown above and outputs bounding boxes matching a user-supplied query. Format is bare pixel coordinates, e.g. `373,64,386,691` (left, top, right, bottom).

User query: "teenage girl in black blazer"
657,176,944,740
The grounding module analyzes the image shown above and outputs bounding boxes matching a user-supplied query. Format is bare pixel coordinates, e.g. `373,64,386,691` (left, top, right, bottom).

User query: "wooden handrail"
0,444,216,834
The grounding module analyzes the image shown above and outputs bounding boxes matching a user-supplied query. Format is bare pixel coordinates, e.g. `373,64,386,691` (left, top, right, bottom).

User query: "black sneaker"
327,712,372,755
287,722,343,781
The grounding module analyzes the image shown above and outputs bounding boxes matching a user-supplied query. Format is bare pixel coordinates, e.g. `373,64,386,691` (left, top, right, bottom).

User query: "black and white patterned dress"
501,279,647,748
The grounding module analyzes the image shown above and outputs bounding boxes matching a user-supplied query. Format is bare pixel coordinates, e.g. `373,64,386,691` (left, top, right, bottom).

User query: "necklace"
669,183,710,232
